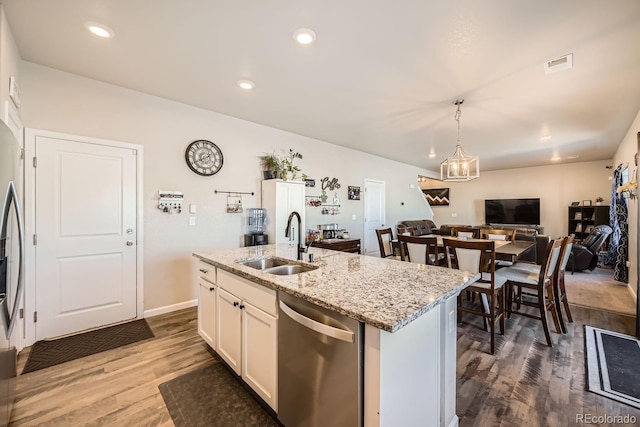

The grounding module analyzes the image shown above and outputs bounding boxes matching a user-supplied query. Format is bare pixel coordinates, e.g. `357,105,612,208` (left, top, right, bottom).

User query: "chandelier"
440,99,479,181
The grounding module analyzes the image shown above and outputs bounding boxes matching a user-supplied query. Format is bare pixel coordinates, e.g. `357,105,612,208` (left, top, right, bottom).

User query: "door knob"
126,241,134,246
126,228,134,235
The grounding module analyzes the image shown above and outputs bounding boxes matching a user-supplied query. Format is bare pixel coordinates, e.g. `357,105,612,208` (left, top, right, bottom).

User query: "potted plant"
259,152,280,180
595,196,604,206
279,149,303,181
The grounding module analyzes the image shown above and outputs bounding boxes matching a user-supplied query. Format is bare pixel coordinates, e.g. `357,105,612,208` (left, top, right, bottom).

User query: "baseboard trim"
143,299,197,318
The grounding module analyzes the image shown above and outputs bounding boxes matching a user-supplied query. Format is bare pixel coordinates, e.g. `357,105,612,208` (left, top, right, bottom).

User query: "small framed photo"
583,200,592,206
570,201,580,206
348,186,360,200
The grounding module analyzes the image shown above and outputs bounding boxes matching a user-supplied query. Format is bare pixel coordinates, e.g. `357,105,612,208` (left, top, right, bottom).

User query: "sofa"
397,219,439,236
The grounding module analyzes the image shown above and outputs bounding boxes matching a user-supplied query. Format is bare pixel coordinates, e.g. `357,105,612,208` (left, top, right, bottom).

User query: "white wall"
420,160,612,238
19,62,433,312
612,109,640,300
0,6,22,125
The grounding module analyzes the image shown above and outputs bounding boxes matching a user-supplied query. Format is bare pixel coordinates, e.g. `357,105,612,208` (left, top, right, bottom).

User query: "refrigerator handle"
1,181,24,338
279,300,354,343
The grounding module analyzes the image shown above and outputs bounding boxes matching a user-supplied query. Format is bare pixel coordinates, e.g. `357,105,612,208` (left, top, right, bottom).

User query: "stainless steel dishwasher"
278,292,363,427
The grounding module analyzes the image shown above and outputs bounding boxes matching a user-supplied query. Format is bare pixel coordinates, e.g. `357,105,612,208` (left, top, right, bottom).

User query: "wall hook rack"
214,190,254,213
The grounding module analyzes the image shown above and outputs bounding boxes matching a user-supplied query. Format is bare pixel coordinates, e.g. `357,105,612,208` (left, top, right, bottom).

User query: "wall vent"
544,53,573,74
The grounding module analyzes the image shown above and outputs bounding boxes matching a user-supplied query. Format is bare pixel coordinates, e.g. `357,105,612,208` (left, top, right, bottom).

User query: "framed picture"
422,188,450,206
583,200,592,206
348,186,360,200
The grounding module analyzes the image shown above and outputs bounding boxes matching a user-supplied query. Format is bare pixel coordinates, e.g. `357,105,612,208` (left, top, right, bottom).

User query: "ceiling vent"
544,53,573,74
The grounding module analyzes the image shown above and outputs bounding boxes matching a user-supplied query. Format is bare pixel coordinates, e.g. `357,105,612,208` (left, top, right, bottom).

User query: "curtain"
608,164,628,282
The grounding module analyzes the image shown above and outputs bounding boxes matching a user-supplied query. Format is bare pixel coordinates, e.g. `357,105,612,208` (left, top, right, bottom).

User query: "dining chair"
397,234,441,265
375,228,395,258
451,226,480,239
496,237,564,347
443,238,506,355
506,236,574,333
480,228,516,241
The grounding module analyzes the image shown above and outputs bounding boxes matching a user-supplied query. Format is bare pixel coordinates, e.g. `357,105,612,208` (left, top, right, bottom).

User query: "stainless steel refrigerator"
0,120,24,426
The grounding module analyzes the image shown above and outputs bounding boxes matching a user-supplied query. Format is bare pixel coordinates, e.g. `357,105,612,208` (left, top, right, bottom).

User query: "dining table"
392,234,536,264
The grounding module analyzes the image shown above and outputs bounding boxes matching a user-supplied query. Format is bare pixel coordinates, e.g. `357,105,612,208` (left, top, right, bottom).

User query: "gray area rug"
23,319,154,374
159,362,278,427
585,325,640,409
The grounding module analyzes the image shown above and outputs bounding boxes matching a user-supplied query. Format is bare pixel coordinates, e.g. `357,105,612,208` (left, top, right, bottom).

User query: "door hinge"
33,234,37,245
33,311,37,323
33,156,37,168
19,308,23,319
20,148,25,160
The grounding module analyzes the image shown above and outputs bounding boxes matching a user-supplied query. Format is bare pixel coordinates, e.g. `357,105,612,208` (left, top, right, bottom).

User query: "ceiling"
3,0,640,173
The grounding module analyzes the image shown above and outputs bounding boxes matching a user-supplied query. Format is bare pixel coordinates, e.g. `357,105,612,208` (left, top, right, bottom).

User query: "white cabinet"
196,261,217,350
215,269,278,410
262,179,305,244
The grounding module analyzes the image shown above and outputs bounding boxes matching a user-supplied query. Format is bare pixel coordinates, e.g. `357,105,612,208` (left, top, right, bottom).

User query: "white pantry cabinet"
262,179,305,244
215,269,278,410
196,261,216,350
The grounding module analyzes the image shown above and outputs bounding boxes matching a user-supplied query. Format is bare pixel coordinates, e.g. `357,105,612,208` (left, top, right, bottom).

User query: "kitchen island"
193,244,476,427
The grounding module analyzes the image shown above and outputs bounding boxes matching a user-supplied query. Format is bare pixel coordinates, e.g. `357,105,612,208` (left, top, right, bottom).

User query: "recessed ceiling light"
551,155,561,162
237,80,255,90
567,155,580,160
293,28,316,45
428,153,436,159
85,22,114,39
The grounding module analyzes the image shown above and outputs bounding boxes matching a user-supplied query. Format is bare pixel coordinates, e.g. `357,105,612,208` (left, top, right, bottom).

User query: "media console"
482,224,544,234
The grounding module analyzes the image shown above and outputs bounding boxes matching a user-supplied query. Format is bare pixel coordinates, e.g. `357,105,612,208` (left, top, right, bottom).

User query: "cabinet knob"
199,268,209,273
239,304,245,310
233,301,239,307
209,287,215,292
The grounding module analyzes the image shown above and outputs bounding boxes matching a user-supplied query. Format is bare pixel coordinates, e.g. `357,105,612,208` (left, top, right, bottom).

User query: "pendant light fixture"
440,99,479,181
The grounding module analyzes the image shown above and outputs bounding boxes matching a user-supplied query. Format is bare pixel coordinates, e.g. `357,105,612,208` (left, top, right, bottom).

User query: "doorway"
24,129,144,345
363,179,386,256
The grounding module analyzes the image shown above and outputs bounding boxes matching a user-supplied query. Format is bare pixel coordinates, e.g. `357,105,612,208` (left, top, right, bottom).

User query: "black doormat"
22,319,154,374
585,325,640,409
159,362,278,427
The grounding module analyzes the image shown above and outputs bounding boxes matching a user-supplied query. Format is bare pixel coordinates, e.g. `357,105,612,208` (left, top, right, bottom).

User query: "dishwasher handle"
279,300,354,343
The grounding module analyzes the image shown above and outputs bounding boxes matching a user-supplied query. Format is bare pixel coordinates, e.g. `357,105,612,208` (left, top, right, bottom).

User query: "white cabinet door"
216,287,242,375
197,279,216,349
242,302,278,410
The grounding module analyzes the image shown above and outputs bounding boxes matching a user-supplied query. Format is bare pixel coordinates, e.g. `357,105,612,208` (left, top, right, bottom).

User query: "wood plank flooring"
10,291,639,426
11,308,217,426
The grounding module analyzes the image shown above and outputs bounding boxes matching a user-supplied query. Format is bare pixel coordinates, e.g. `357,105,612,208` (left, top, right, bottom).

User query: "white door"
363,179,386,255
34,136,138,340
242,302,277,410
216,287,242,374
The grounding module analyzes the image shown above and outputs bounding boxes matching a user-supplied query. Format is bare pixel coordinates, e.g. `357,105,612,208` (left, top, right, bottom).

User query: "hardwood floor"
10,299,639,426
457,304,640,426
11,308,217,426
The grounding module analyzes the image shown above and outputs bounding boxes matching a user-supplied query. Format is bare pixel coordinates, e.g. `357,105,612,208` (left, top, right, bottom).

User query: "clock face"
185,140,223,176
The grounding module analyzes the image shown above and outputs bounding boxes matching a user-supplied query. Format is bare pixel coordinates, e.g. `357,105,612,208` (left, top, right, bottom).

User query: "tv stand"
483,224,544,234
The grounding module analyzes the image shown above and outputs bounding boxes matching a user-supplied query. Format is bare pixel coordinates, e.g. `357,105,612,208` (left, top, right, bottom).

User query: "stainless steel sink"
238,257,291,270
265,264,317,275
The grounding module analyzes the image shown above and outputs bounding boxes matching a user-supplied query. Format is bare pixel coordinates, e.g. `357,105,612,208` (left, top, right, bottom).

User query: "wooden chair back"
480,228,516,241
443,238,495,276
451,226,480,239
375,228,394,258
397,235,440,265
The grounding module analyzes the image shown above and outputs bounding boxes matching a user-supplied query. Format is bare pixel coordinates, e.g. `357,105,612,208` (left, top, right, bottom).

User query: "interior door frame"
363,178,386,256
23,128,144,348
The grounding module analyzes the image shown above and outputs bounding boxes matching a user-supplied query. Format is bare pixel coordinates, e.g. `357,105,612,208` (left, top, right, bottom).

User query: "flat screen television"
484,198,540,225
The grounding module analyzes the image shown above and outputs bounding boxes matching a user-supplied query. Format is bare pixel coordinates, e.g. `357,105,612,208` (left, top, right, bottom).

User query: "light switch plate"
190,204,197,214
189,216,196,226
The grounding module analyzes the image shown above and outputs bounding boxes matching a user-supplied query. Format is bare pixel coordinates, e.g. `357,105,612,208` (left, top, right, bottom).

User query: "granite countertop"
193,244,477,333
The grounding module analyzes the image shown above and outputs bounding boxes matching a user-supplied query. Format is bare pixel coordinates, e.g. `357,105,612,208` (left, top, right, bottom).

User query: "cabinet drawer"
198,261,216,284
218,269,277,316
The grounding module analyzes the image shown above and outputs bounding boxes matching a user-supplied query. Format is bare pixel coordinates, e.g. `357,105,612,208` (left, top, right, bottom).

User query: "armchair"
570,224,612,272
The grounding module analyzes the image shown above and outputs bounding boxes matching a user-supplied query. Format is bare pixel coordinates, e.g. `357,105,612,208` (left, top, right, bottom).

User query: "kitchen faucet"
285,211,306,261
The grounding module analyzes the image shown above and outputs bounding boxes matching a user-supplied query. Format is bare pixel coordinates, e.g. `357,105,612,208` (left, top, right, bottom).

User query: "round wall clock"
185,140,223,176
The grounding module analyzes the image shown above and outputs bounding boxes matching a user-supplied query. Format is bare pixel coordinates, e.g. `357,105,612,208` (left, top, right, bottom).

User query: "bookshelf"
568,205,609,242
